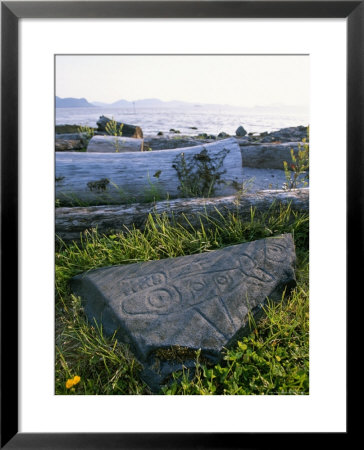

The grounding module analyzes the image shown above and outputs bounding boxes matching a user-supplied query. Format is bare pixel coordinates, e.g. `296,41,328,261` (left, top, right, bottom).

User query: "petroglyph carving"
71,234,296,392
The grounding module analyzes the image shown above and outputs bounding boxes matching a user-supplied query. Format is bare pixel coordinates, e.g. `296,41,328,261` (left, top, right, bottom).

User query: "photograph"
55,54,309,395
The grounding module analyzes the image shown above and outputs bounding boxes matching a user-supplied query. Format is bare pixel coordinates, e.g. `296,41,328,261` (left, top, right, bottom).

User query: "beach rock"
96,115,143,138
235,136,252,145
71,234,296,392
261,126,308,143
236,126,247,137
56,132,88,141
55,139,84,151
218,132,229,138
55,132,90,151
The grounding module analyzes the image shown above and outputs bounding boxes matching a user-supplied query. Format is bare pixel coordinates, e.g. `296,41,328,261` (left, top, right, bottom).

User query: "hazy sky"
56,55,309,108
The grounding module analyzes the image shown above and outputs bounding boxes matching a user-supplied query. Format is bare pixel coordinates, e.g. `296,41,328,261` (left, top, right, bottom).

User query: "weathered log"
55,138,243,205
87,135,143,153
96,115,143,138
239,142,306,170
55,139,84,151
143,136,307,171
144,136,212,151
56,188,309,242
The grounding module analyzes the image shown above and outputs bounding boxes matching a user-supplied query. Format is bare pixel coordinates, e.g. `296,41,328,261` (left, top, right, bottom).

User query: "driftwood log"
239,142,305,170
56,188,309,242
55,138,243,205
87,135,144,153
143,137,307,170
96,115,143,138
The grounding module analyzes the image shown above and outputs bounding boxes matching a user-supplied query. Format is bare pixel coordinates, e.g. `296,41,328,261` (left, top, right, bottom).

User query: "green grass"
56,124,97,134
55,203,309,395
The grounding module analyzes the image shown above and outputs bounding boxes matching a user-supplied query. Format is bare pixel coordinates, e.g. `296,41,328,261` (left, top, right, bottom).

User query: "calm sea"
56,105,309,136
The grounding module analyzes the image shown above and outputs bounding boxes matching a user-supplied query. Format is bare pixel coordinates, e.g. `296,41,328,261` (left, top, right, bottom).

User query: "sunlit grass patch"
55,203,309,395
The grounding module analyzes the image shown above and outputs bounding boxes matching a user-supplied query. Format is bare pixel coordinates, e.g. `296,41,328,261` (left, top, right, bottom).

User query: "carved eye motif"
190,281,205,292
216,275,230,285
148,288,173,308
123,286,180,315
239,254,274,282
266,243,286,262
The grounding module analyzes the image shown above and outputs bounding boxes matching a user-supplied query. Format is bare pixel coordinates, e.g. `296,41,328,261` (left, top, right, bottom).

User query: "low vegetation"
77,124,95,145
56,202,309,395
56,124,86,134
172,147,229,197
105,118,124,152
283,134,309,190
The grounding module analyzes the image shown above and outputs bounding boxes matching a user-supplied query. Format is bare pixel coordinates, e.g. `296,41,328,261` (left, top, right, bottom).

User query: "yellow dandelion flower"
65,379,74,389
72,375,81,385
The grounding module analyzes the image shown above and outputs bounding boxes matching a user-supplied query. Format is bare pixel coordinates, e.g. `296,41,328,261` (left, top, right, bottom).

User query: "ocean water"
56,105,309,136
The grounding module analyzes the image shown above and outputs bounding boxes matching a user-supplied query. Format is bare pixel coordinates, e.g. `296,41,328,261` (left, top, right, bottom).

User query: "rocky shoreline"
56,120,308,167
56,116,308,152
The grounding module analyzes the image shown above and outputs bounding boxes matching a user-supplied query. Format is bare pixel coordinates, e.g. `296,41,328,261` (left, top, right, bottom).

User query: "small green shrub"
143,173,166,203
105,118,124,152
172,147,229,198
77,124,95,143
282,135,309,191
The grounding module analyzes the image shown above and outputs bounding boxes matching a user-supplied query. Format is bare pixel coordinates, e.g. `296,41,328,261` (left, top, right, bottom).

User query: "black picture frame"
1,1,356,448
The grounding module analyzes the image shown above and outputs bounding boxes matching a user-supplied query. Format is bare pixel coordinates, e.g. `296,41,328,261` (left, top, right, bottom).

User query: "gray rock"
55,139,84,151
71,234,296,392
55,132,88,141
96,115,143,138
236,125,247,137
261,126,308,143
55,132,90,151
218,132,229,138
235,136,252,145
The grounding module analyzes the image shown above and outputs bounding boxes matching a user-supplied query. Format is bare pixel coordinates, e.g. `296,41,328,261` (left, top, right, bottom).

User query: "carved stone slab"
71,234,296,392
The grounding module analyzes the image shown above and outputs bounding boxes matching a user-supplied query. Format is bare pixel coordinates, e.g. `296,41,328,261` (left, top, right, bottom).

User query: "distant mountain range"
56,96,306,111
56,96,95,108
90,98,214,108
56,96,230,109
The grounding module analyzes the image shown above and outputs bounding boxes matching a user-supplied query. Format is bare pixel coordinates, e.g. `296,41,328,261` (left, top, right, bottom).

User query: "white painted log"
87,135,143,153
55,188,309,242
56,138,243,205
